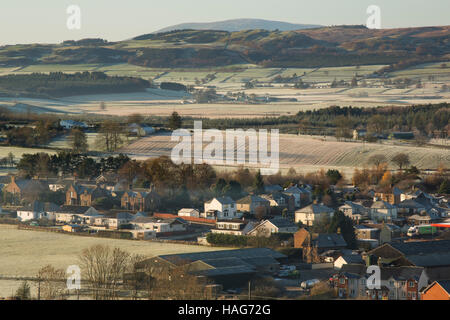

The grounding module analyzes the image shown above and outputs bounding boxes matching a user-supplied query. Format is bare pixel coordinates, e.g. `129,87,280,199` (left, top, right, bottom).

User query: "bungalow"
95,212,135,230
247,217,298,237
132,217,187,234
56,206,101,225
294,203,335,226
236,195,270,215
178,208,200,218
211,220,257,236
17,201,59,221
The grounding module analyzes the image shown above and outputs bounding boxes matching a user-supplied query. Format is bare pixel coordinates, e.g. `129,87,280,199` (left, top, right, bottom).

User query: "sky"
0,0,449,45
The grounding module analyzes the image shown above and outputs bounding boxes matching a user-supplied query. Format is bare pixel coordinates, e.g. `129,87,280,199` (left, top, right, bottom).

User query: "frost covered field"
0,225,227,278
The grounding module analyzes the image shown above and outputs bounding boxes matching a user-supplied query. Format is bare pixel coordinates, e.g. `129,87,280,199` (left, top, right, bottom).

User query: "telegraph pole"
248,280,251,300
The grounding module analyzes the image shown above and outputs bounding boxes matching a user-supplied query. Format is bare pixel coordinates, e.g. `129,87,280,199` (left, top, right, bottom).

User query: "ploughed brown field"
118,132,450,177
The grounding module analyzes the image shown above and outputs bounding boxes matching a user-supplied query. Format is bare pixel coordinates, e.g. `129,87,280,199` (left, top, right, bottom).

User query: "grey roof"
339,264,367,277
298,204,334,214
372,201,396,209
397,199,426,209
213,196,235,205
264,185,283,193
237,195,270,204
390,240,450,256
313,234,347,248
380,266,424,281
340,254,364,264
267,217,297,229
58,205,93,214
158,248,286,266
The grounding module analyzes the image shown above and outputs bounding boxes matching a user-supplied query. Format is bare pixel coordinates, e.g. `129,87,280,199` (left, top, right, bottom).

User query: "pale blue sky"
1,0,449,45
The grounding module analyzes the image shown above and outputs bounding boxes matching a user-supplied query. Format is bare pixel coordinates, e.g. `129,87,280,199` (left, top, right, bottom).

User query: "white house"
95,212,134,229
339,201,369,222
295,204,335,226
132,217,187,233
56,206,101,224
334,254,364,269
203,197,240,220
17,201,59,221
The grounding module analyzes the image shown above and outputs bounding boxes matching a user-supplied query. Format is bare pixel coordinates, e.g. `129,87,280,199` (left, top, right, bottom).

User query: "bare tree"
392,153,410,171
36,265,66,300
78,245,130,300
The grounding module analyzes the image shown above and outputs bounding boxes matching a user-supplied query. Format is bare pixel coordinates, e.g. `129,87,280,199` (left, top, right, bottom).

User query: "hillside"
153,18,322,33
0,25,449,69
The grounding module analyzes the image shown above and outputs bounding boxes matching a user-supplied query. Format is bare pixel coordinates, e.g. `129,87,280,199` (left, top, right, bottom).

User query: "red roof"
153,213,215,225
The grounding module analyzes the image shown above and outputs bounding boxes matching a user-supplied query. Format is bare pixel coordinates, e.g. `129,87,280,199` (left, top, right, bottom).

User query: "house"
397,199,427,215
60,119,88,129
211,220,257,236
16,201,59,221
370,201,398,222
374,187,403,205
203,197,240,220
339,201,369,222
66,184,111,207
128,123,155,136
178,208,200,218
334,254,364,269
294,228,347,263
295,203,335,226
121,189,161,212
247,217,298,237
236,195,270,215
354,225,380,240
407,213,440,225
261,192,295,213
132,217,187,234
333,264,428,300
134,248,286,289
284,185,312,208
95,212,135,230
56,206,101,224
3,177,49,204
421,280,450,300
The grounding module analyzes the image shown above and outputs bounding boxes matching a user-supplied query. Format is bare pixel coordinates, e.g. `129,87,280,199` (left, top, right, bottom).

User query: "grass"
0,224,230,277
0,146,56,159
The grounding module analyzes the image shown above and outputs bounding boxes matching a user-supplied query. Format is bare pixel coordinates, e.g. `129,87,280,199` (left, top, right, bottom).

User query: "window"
408,281,415,288
339,278,345,284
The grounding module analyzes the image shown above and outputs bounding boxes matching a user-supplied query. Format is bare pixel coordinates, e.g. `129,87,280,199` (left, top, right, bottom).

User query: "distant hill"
153,18,322,33
1,25,449,70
